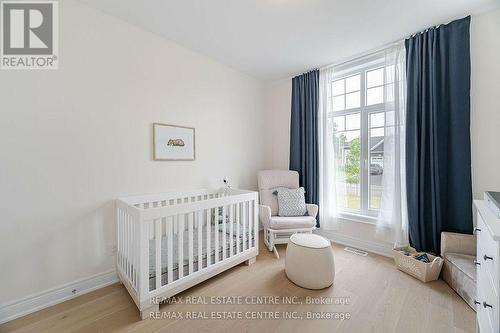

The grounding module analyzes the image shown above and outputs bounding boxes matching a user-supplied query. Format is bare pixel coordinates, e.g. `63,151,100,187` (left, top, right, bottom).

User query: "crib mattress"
148,223,252,290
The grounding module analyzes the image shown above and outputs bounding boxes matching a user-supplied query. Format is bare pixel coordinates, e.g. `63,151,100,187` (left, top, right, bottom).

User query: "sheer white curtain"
318,66,339,230
375,42,409,246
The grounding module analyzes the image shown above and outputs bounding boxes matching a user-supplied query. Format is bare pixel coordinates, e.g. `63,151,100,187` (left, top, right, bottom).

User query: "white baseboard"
315,230,394,258
0,269,118,325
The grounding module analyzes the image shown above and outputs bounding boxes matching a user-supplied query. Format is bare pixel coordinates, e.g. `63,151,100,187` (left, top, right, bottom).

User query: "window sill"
338,211,377,225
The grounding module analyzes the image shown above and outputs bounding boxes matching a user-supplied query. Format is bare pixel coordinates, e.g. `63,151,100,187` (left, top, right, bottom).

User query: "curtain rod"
319,21,446,71
319,41,401,71
294,15,468,78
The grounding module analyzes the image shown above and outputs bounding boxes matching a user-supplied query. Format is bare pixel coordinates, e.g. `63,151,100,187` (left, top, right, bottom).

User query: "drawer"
477,267,499,333
478,239,499,295
477,300,493,333
477,212,500,294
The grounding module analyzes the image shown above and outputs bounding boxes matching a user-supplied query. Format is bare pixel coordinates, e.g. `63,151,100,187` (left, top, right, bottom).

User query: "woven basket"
393,246,443,283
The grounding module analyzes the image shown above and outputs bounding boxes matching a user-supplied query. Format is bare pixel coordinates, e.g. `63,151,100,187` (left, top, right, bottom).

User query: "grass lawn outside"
339,194,381,210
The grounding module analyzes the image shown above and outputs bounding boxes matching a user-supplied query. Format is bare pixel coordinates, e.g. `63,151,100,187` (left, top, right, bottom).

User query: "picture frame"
153,123,196,161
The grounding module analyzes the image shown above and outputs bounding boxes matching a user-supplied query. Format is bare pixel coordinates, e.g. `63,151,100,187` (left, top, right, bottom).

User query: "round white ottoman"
285,233,335,289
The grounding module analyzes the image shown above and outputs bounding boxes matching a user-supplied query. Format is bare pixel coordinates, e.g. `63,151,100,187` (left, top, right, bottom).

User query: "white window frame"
330,53,391,222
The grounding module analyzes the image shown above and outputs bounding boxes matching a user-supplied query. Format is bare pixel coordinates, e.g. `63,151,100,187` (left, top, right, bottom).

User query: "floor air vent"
344,247,368,256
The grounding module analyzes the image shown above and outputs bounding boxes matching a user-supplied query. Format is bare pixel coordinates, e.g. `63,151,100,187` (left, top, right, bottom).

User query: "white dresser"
474,200,500,333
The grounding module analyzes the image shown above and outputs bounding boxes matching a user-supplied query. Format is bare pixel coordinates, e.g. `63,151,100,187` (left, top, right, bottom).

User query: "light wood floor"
1,233,475,333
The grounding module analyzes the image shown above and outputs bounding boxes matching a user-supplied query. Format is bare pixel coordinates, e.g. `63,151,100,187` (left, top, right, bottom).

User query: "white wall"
0,0,267,305
264,9,500,249
471,9,500,199
264,79,292,169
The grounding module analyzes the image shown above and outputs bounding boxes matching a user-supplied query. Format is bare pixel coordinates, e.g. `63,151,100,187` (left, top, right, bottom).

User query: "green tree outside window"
345,138,360,184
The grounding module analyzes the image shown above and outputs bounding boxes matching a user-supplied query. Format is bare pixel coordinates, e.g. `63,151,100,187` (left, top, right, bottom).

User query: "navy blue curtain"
405,17,472,254
290,70,319,226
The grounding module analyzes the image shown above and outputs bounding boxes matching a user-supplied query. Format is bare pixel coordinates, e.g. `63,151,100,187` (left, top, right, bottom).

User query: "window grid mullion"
359,69,369,216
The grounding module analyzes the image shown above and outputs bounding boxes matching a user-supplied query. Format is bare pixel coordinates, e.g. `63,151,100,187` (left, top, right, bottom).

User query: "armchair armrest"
440,232,476,256
306,204,318,218
259,204,271,229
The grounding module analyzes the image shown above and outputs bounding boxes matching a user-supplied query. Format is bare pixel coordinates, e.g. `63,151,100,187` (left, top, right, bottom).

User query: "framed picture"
153,123,195,161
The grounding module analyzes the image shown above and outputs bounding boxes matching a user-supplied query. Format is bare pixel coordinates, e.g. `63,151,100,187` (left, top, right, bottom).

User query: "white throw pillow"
274,187,307,217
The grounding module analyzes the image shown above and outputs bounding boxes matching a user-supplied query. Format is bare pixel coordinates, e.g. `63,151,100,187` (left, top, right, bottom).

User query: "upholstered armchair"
440,232,477,310
258,170,317,258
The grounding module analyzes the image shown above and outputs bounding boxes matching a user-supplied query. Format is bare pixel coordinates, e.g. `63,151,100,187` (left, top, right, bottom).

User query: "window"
332,74,361,111
330,56,393,219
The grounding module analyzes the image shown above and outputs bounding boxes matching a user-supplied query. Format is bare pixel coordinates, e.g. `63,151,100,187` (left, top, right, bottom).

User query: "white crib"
116,188,258,319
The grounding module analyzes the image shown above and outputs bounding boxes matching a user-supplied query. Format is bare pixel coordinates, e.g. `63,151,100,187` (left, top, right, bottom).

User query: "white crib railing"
116,189,258,318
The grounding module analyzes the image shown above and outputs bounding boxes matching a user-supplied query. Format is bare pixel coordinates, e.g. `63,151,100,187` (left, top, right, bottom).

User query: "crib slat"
123,214,130,277
178,214,184,279
229,205,234,257
193,202,198,231
134,213,139,289
148,212,154,240
243,202,247,251
117,209,122,272
155,219,161,289
253,199,257,248
121,210,125,272
126,211,130,285
167,217,173,284
126,212,130,283
197,211,203,271
206,209,211,266
247,201,251,249
249,200,253,248
214,207,219,263
139,218,149,297
121,210,125,275
188,213,194,275
253,200,256,248
127,212,130,277
125,213,132,277
222,206,227,260
130,215,134,278
121,211,127,274
247,201,252,248
126,213,130,278
131,215,135,278
127,212,130,278
118,209,122,272
236,204,240,254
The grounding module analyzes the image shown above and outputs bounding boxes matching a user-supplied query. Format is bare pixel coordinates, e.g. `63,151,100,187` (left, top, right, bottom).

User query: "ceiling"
79,0,500,81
